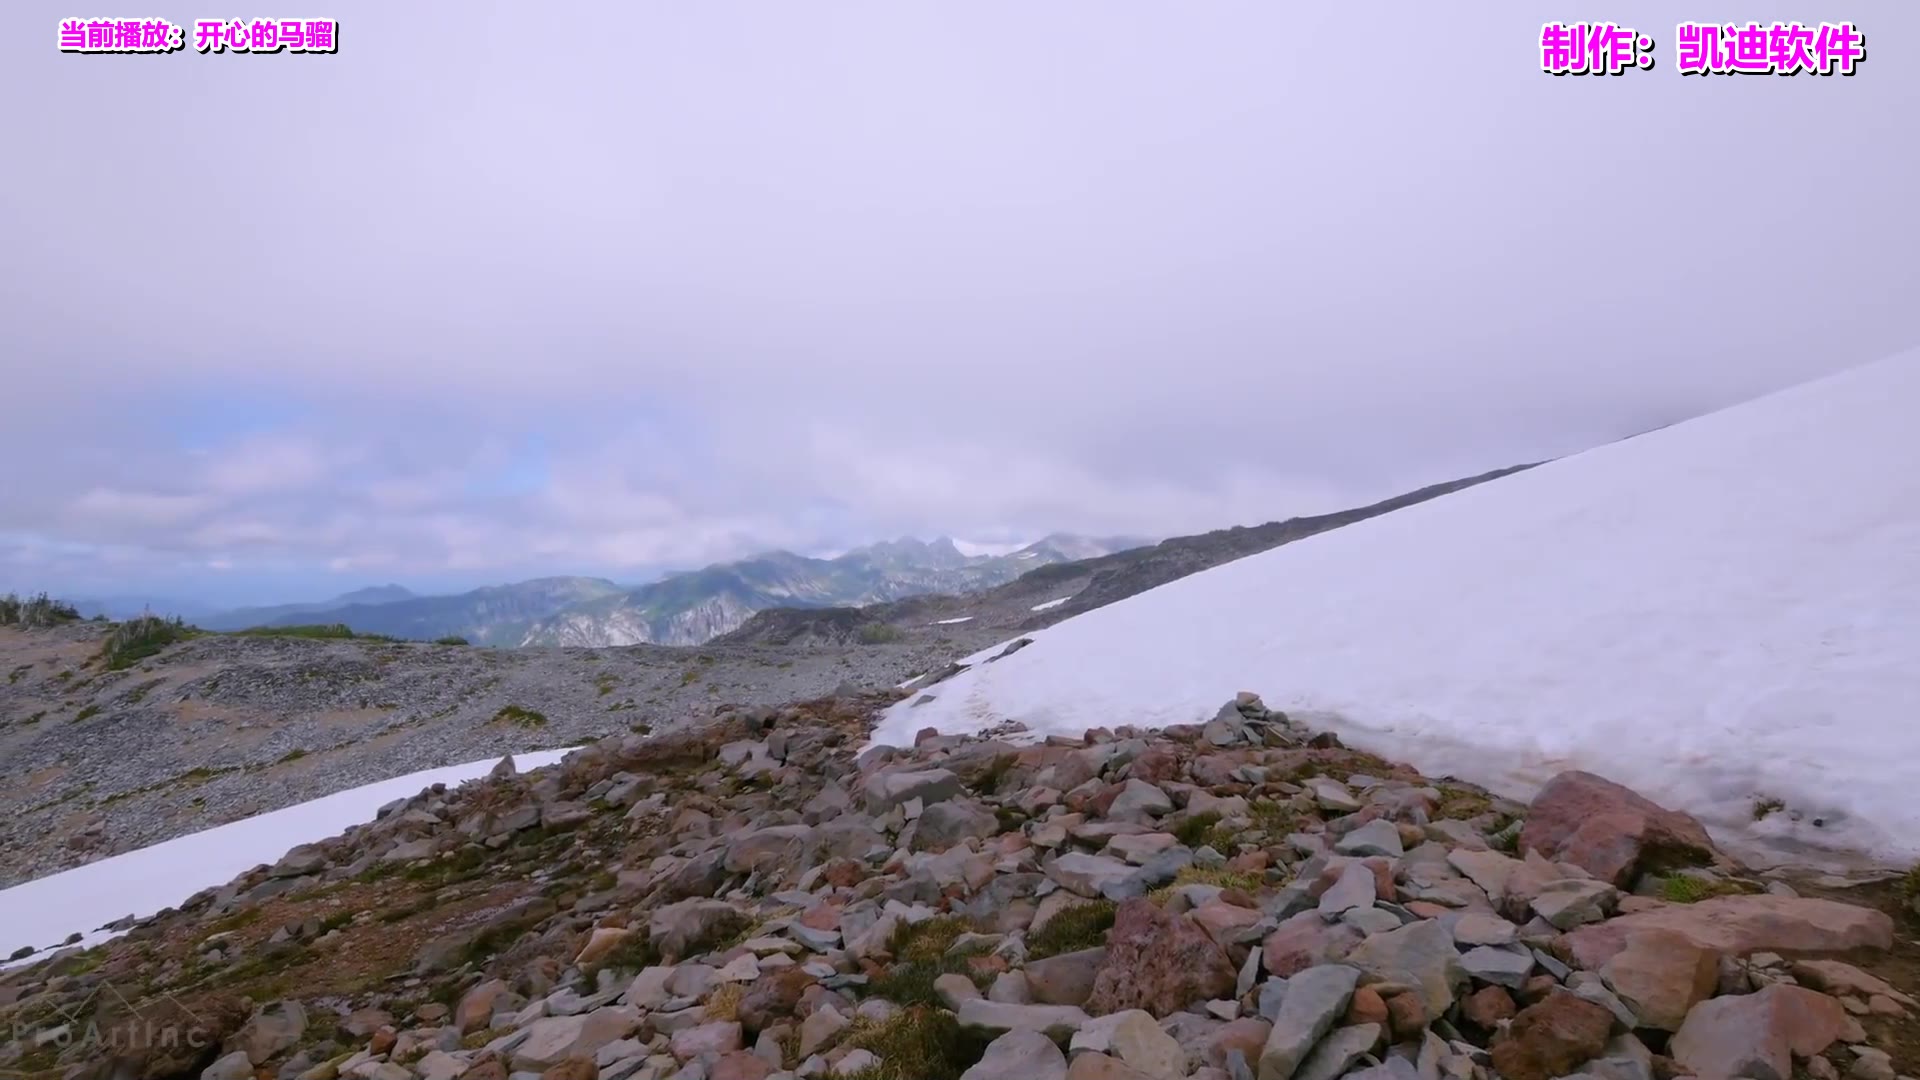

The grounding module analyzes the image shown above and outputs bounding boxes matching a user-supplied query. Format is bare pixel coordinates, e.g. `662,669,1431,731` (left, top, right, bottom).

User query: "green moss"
841,1007,989,1080
493,704,548,728
1660,875,1747,903
1025,900,1115,960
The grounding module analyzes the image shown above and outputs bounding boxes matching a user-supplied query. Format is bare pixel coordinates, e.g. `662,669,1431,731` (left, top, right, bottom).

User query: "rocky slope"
517,537,1148,649
0,623,972,889
1,691,1911,1080
717,464,1538,649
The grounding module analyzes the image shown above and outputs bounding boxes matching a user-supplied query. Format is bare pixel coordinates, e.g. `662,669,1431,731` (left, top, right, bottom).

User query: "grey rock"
1458,946,1533,989
1334,820,1404,859
958,1029,1067,1080
1258,964,1360,1080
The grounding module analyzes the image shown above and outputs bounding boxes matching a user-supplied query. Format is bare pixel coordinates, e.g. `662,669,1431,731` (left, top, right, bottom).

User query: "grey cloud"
3,1,1917,598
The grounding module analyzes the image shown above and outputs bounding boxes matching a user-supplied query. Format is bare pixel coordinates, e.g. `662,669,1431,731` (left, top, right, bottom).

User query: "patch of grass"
206,907,265,935
277,748,309,764
841,1007,990,1080
232,623,396,641
100,613,196,670
1025,900,1116,960
24,711,46,724
7,664,30,684
1901,864,1920,902
679,668,701,686
493,704,548,729
1434,785,1493,821
594,673,618,696
857,622,903,645
1752,797,1786,821
74,704,102,722
1172,810,1223,848
1147,865,1268,906
1660,875,1748,904
889,917,973,965
433,635,470,646
1248,800,1300,839
704,982,744,1022
864,918,995,1007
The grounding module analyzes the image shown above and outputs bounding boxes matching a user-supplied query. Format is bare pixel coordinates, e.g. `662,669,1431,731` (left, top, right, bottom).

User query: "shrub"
0,592,82,628
1025,900,1115,960
857,622,903,645
100,614,195,670
433,636,470,646
1751,797,1785,821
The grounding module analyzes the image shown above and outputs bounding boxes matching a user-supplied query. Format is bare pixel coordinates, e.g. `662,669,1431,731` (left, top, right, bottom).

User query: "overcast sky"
4,2,1916,607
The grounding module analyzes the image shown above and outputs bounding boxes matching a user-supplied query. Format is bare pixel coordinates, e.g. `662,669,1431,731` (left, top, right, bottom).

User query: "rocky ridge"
2,689,1913,1080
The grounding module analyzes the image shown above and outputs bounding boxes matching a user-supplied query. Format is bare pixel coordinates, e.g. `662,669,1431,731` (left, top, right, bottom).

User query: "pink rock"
709,1052,774,1080
1261,910,1363,978
1599,929,1720,1032
1189,900,1264,946
670,1021,744,1062
1205,1017,1272,1069
1086,899,1238,1018
1562,895,1893,969
1670,984,1849,1080
1519,771,1719,886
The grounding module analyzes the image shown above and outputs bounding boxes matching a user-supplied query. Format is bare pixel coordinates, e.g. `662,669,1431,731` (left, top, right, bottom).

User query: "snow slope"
0,749,578,960
877,348,1920,867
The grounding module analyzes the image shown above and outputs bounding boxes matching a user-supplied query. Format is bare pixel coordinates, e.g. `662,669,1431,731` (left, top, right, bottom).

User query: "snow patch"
0,748,579,961
1030,597,1070,612
877,348,1920,867
934,616,975,625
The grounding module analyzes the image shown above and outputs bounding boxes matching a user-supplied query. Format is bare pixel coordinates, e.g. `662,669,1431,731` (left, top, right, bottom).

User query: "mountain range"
194,534,1147,647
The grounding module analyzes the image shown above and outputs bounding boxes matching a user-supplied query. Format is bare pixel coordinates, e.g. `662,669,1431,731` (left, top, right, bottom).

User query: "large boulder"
1669,984,1849,1080
1518,771,1718,886
1598,929,1720,1032
1561,894,1894,969
1086,898,1237,1018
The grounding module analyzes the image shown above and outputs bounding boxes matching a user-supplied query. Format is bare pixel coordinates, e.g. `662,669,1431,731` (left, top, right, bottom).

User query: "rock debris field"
1,688,1913,1080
